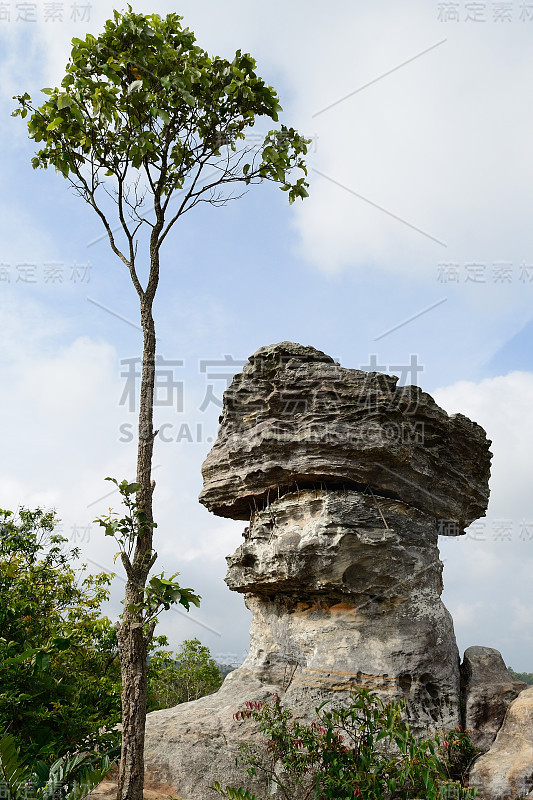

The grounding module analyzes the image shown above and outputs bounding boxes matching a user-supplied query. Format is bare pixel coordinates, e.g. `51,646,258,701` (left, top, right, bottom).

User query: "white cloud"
434,371,533,517
4,1,533,284
448,600,486,629
0,292,251,654
510,598,533,634
435,371,533,669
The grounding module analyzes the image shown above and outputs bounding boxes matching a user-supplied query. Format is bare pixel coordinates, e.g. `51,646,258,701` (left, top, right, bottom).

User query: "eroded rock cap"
200,342,491,529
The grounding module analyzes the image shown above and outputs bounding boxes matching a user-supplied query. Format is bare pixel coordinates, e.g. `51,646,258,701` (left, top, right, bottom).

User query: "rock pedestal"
227,489,461,733
144,342,493,800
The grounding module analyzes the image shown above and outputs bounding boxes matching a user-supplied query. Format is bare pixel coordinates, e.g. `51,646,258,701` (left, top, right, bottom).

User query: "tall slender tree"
13,8,309,800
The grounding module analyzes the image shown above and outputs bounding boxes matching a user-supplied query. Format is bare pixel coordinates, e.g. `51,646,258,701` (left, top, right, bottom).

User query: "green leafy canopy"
13,6,309,206
0,507,121,763
147,638,223,711
11,12,309,796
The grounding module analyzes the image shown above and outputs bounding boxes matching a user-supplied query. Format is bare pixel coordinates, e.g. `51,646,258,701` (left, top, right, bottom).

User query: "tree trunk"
116,618,148,800
136,297,157,524
116,297,157,800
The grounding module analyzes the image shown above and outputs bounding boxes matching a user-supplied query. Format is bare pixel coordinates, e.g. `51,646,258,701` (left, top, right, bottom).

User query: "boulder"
461,645,527,753
469,686,533,800
91,781,180,800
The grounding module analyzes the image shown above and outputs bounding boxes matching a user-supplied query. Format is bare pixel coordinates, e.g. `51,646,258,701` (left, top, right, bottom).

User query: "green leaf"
57,94,72,110
51,636,72,652
127,79,143,95
46,117,63,131
34,651,50,671
0,733,31,799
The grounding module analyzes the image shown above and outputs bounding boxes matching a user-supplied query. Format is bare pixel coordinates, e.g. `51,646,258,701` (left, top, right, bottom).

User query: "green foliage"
212,688,479,800
147,638,223,711
0,507,121,764
94,478,200,627
13,6,309,205
509,668,533,685
0,503,210,762
438,726,479,785
0,731,116,800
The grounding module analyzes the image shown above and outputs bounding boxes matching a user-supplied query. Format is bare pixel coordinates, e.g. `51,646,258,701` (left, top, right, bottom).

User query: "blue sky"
1,0,532,671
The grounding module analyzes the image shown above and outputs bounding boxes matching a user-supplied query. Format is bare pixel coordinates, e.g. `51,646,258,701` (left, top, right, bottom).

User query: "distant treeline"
509,668,533,685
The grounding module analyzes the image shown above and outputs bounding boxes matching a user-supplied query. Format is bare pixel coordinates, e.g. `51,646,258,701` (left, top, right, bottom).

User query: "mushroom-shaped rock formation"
144,342,492,800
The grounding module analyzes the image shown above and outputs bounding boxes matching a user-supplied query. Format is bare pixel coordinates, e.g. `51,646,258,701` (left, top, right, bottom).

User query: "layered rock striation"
200,341,491,531
144,341,493,800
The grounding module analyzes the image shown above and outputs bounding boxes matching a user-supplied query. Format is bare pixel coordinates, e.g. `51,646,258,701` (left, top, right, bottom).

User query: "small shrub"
439,726,479,785
211,687,478,800
0,731,117,800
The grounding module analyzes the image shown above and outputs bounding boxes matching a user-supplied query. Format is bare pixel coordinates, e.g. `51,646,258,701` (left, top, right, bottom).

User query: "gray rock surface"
144,490,462,799
144,668,278,800
92,780,177,800
461,645,527,753
200,342,492,530
469,686,533,800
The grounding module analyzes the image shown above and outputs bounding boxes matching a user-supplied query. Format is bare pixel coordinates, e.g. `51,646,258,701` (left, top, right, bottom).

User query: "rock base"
144,489,464,799
469,686,533,800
